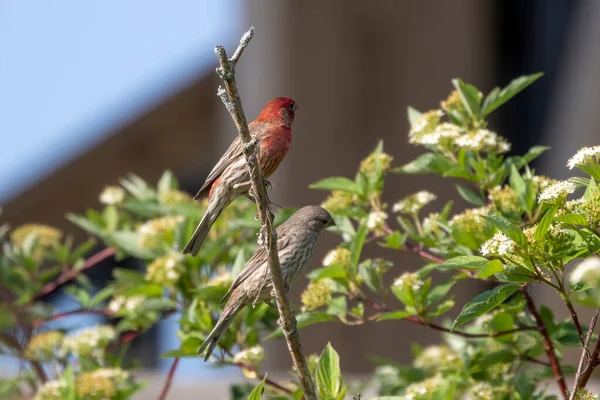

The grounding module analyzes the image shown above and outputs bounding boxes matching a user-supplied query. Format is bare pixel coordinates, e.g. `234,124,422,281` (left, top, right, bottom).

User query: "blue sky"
0,0,242,202
0,0,245,375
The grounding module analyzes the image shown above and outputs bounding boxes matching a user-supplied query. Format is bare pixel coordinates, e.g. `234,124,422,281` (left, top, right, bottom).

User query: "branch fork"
213,27,318,400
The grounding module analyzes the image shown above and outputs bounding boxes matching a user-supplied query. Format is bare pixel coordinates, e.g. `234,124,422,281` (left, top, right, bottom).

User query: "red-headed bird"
183,97,297,256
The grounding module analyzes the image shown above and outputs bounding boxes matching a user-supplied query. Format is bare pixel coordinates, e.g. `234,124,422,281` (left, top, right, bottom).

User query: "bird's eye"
289,102,296,111
322,219,329,225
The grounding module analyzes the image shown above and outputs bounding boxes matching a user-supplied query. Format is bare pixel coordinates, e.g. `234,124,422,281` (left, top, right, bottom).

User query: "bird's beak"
328,218,336,228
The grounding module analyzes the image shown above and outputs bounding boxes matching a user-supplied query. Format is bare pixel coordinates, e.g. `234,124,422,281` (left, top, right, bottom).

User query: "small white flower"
33,379,66,400
538,180,576,202
567,146,600,169
480,232,514,256
367,211,388,230
62,325,116,357
454,129,511,153
393,272,423,292
570,257,600,287
393,191,436,214
99,186,126,205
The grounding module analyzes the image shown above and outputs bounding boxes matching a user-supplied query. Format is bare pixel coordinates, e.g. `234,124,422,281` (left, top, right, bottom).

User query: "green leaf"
248,377,266,400
476,260,503,279
490,311,514,332
310,177,362,194
108,231,155,259
158,170,178,194
455,185,483,206
523,145,550,164
316,343,344,400
267,312,335,339
578,165,600,182
407,107,423,126
535,205,558,241
390,153,454,175
327,296,347,319
437,255,489,271
67,213,105,237
452,78,482,117
452,283,520,328
426,278,457,306
350,224,368,274
555,213,587,226
509,165,526,200
103,205,119,232
384,231,405,249
481,73,543,116
377,310,414,321
484,215,527,248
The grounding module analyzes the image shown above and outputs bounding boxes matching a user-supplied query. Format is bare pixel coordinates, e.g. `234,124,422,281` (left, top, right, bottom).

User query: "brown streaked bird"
198,206,335,361
183,97,297,256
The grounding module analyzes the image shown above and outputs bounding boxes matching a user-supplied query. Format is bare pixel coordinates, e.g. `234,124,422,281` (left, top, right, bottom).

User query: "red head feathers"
255,97,297,126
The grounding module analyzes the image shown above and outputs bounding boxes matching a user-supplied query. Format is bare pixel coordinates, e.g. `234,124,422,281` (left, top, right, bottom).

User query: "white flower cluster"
33,380,66,400
322,247,351,267
62,325,117,357
366,211,388,230
99,186,126,205
108,295,145,314
404,375,443,399
567,146,600,169
146,254,183,286
422,212,441,233
393,191,437,214
92,368,130,381
413,123,461,147
393,272,424,292
409,110,444,140
480,232,514,256
538,180,576,203
454,129,510,153
233,345,264,367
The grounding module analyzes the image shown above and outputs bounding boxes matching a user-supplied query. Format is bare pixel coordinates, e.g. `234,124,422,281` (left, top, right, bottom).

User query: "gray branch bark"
213,27,318,400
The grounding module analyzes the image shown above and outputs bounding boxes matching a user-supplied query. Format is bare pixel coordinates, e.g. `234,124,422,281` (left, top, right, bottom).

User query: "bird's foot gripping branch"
7,27,600,400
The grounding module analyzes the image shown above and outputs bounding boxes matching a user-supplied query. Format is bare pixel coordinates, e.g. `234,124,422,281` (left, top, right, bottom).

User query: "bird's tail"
183,201,225,256
198,300,242,361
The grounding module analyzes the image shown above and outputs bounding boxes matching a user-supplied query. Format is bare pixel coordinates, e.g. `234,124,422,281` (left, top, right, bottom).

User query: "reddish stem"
223,348,293,395
523,289,567,399
157,357,180,400
355,295,536,338
33,247,116,302
32,308,114,328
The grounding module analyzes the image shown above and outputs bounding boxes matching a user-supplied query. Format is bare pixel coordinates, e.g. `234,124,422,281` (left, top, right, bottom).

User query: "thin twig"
403,242,445,264
32,308,114,328
214,28,317,399
33,247,116,301
355,295,537,338
570,308,599,400
522,355,551,367
223,348,293,395
563,297,585,346
522,289,568,399
157,357,180,400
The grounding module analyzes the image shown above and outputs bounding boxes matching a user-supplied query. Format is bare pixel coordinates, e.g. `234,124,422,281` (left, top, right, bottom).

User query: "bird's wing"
220,230,292,304
193,136,244,200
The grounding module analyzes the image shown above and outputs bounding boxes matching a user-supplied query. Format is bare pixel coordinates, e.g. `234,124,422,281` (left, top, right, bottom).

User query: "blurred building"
2,0,598,395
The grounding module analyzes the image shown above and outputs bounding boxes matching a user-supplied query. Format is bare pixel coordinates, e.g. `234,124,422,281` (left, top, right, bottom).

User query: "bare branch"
523,289,568,399
33,246,116,302
213,28,317,399
570,308,599,400
157,357,180,400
